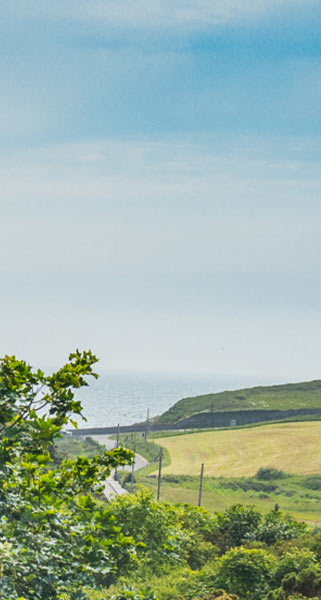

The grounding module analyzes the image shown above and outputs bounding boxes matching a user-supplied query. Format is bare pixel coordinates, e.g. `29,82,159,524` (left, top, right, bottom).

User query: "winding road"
90,434,148,499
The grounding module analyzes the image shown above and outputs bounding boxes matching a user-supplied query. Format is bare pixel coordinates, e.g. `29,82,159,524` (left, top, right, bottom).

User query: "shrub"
223,479,277,493
196,591,238,600
302,476,321,490
215,547,274,598
247,512,306,545
108,488,188,571
272,548,318,588
211,505,262,551
111,587,157,600
283,566,321,596
0,351,134,600
256,467,288,480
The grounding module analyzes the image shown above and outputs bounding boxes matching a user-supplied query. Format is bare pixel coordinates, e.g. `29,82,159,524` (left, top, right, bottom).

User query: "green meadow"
157,380,321,424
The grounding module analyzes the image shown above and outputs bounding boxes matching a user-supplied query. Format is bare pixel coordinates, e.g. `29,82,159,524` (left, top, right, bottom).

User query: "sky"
1,1,321,380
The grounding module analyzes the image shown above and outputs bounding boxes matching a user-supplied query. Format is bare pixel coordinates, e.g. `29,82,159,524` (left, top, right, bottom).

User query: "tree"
215,547,274,598
211,504,262,551
0,350,134,600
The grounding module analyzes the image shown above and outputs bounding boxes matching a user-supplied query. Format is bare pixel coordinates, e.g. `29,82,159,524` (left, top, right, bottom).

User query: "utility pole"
198,463,204,507
146,408,150,440
131,442,136,492
210,401,214,428
114,423,120,481
157,449,163,501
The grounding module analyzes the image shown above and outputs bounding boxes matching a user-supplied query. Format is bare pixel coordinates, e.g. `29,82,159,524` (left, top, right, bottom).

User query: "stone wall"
69,407,321,436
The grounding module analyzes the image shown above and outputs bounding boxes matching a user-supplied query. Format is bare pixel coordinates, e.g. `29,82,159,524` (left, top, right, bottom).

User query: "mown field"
124,421,321,525
157,379,321,423
153,421,321,477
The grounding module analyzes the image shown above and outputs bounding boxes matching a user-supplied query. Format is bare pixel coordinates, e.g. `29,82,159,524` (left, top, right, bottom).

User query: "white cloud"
1,136,321,209
4,0,318,30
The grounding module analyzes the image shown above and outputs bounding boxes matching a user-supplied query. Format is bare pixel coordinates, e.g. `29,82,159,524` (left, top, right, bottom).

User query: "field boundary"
69,407,321,436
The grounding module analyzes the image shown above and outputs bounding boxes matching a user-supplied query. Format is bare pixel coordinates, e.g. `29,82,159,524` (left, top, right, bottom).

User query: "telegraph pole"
157,449,163,501
131,441,136,492
114,423,120,481
198,463,204,507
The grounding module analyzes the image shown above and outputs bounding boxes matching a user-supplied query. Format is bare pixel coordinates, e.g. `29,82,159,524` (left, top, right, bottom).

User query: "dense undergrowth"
79,488,321,600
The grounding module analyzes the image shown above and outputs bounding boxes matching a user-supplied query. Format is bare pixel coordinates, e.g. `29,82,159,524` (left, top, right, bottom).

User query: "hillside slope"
156,380,321,424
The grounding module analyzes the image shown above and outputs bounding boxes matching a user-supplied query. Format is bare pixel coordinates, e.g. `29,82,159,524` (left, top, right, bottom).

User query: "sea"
74,370,281,428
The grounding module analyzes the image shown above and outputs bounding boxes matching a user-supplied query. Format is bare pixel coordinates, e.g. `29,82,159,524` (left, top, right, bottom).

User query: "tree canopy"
0,350,133,600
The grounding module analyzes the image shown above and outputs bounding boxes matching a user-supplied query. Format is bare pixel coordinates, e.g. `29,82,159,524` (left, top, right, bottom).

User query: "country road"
90,434,148,499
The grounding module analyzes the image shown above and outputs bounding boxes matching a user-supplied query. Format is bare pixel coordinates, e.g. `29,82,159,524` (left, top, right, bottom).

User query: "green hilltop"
156,379,321,424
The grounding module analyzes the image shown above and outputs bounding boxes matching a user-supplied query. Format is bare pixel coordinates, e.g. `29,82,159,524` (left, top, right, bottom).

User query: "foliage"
106,488,206,572
265,549,321,599
116,433,160,465
53,435,104,464
196,593,238,600
82,499,319,600
271,549,318,588
256,468,288,481
211,504,262,551
248,512,306,546
223,478,277,493
0,351,134,600
111,586,157,600
302,475,321,490
215,547,275,598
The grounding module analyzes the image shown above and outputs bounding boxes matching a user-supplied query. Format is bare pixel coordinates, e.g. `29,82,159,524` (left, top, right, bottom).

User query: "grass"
130,421,321,525
113,432,161,464
152,421,321,478
157,379,321,424
144,477,321,526
150,414,321,440
59,422,321,526
137,470,321,525
53,435,104,463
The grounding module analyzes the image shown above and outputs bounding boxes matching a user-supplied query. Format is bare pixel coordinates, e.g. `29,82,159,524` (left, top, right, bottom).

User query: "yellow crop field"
156,421,321,477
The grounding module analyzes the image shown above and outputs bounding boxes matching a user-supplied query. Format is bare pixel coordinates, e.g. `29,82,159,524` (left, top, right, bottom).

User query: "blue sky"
1,1,321,380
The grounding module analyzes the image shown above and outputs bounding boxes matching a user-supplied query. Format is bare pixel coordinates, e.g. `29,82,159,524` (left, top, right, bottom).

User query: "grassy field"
124,421,321,525
138,471,321,525
157,379,321,423
153,421,321,477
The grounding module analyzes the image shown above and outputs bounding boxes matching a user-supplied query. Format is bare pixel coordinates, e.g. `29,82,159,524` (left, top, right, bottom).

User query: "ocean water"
74,370,280,428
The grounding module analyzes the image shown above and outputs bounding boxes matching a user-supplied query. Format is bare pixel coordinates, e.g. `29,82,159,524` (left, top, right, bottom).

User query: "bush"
247,512,306,545
302,476,321,490
108,488,188,571
215,547,274,598
223,479,277,493
211,505,262,551
283,566,321,597
111,587,157,600
272,548,318,588
196,591,238,600
256,467,288,480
